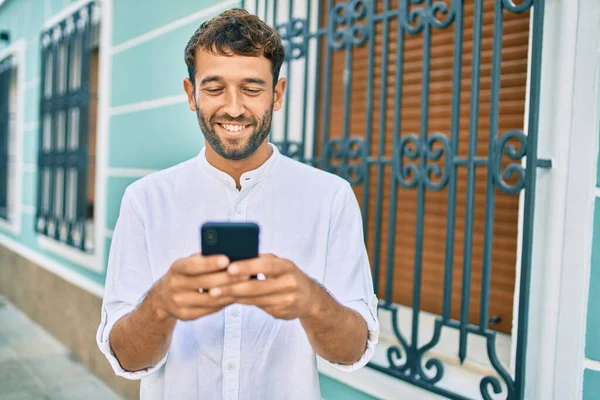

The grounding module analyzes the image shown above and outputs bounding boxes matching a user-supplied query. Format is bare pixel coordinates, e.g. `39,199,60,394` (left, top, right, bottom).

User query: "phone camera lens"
205,230,218,245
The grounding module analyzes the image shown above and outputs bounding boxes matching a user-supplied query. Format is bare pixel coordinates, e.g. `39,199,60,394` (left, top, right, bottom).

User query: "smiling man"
96,8,379,400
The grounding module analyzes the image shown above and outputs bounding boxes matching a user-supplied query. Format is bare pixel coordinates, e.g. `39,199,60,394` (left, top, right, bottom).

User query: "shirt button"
231,309,240,317
227,362,236,371
235,207,243,214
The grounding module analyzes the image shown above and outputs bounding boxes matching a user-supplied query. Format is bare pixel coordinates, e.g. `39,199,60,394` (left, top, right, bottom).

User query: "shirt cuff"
322,295,380,372
96,304,169,380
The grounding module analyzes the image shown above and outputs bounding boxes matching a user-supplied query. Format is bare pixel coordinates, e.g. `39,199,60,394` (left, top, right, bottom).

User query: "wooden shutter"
317,0,530,334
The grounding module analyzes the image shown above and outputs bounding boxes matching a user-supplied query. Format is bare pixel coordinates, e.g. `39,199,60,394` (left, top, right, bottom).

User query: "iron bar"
442,0,464,324
459,0,484,364
480,0,504,333
376,0,391,304
514,1,546,398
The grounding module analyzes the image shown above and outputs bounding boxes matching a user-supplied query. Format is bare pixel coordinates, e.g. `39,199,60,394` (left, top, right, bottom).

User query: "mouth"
215,122,252,137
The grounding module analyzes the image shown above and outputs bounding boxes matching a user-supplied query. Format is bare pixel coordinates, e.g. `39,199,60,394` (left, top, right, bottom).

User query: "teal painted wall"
319,374,379,400
585,369,600,400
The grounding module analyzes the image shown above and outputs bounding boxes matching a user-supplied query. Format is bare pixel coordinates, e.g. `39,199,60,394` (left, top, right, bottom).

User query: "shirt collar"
197,142,280,189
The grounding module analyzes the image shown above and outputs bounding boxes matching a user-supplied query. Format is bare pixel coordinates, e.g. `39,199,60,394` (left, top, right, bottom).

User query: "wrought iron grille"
0,55,12,220
36,1,100,252
243,0,549,399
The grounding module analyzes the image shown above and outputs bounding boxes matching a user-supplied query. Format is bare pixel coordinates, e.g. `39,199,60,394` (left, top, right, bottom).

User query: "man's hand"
207,254,318,320
208,253,368,365
152,253,248,321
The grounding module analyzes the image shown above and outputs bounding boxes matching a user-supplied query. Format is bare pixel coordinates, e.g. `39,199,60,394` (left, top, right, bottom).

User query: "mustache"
210,114,255,125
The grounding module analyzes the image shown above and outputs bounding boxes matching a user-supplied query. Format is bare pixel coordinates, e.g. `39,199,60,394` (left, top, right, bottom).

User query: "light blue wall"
319,375,378,400
108,104,201,170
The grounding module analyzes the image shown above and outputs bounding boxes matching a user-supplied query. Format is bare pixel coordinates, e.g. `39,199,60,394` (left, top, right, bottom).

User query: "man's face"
184,50,285,161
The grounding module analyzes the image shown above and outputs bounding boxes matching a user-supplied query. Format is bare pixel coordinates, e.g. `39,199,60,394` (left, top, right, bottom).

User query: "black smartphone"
200,222,259,263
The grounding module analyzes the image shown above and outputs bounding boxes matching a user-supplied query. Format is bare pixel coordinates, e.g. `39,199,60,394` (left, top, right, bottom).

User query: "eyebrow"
199,76,267,86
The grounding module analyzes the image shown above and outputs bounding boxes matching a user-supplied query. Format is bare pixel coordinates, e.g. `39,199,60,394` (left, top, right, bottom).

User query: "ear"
183,78,197,111
272,78,287,112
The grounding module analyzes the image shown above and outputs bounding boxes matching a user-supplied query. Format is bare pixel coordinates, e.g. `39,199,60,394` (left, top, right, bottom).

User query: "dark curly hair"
184,8,285,87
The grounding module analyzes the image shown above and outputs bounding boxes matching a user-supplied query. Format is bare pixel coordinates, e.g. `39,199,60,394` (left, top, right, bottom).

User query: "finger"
179,271,250,290
227,257,293,278
209,276,288,298
174,254,230,276
235,293,293,308
172,291,236,308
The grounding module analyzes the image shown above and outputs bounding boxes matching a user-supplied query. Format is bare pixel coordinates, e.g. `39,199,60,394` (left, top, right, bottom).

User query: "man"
96,8,379,400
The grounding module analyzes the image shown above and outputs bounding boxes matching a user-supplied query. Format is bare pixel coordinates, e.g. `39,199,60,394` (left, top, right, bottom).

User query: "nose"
221,90,245,118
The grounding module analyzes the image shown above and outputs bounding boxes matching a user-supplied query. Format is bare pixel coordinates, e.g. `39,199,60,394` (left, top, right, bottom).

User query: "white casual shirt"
96,143,379,400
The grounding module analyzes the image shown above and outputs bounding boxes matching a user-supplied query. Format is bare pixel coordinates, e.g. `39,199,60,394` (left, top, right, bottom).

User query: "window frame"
36,0,108,273
0,40,26,236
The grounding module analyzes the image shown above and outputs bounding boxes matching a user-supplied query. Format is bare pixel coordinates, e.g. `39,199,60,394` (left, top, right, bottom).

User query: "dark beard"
196,104,273,161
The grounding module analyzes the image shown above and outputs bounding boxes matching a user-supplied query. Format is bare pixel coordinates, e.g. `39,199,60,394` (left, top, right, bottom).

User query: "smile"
217,123,249,133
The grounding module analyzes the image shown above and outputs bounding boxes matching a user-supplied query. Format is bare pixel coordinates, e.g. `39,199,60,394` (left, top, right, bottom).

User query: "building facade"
0,0,599,399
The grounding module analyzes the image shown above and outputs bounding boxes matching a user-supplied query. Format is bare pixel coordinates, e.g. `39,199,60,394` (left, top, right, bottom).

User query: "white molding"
553,1,600,399
37,235,103,273
107,168,156,178
585,358,600,371
0,219,19,236
93,0,112,277
110,94,188,117
111,0,239,55
0,40,26,237
0,233,104,297
43,0,96,29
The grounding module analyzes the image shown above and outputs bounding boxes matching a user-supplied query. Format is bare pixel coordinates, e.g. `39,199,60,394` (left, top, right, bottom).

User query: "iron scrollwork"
394,133,451,191
402,0,456,35
501,0,534,14
274,140,304,161
276,18,308,61
382,310,518,399
479,330,514,400
492,130,527,195
384,309,445,384
327,0,374,50
325,137,367,185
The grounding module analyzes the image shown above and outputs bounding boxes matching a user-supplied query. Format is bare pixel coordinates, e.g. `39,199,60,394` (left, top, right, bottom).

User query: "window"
0,39,24,234
36,1,100,253
0,56,14,220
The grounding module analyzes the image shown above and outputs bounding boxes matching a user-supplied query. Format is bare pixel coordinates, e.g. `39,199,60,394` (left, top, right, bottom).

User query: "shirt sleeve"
320,181,380,372
96,186,168,380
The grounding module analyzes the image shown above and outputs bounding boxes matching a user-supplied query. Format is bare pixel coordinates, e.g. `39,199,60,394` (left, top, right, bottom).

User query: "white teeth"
222,124,246,132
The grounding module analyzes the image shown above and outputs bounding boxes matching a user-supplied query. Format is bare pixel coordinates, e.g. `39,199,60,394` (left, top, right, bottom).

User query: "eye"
243,88,263,96
204,88,224,95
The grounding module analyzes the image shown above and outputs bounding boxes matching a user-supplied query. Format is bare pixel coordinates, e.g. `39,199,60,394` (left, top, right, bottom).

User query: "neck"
205,141,273,190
